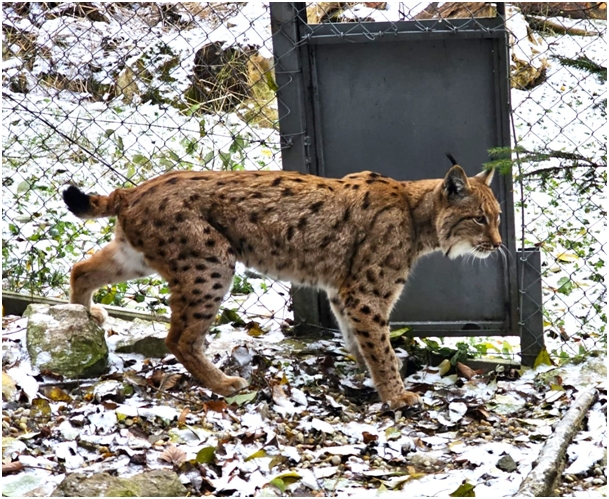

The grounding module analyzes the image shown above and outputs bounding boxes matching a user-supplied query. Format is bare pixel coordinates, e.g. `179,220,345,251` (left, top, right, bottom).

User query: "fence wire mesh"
2,2,606,360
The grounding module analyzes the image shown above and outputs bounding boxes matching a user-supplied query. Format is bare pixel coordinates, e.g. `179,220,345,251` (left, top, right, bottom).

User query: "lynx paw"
388,390,422,410
216,376,249,396
90,304,108,325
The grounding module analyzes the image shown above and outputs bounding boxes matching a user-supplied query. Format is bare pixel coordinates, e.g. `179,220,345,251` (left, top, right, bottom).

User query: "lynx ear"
443,165,469,198
474,168,495,186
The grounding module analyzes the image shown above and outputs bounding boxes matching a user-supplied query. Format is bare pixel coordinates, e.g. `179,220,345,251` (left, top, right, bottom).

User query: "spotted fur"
63,161,501,409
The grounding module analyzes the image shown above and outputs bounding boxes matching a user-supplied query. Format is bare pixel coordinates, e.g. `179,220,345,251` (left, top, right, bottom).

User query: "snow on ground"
2,310,606,496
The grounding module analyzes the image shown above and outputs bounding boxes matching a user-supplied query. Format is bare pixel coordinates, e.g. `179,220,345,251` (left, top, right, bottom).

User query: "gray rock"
52,470,187,497
113,319,169,358
497,453,518,472
25,304,108,378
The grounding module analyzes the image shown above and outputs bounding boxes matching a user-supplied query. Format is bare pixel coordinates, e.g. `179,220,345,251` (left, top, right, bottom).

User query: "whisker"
500,243,514,260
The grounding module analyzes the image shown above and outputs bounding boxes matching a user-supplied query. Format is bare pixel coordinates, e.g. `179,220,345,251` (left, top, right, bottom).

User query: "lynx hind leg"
336,288,421,409
328,293,366,369
162,230,248,396
70,232,153,324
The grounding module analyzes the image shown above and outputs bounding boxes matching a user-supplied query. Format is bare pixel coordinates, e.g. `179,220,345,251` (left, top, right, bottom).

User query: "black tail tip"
445,153,459,166
63,185,91,216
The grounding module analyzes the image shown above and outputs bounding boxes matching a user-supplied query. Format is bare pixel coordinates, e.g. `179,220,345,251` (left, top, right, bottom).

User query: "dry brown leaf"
204,400,228,413
362,431,378,444
271,383,290,406
178,407,190,425
2,461,24,474
159,445,187,467
159,373,182,391
456,362,477,380
148,370,165,388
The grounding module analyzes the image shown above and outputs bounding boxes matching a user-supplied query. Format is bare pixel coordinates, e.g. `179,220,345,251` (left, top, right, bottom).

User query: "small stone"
497,454,518,472
564,475,576,483
331,455,342,466
592,477,606,486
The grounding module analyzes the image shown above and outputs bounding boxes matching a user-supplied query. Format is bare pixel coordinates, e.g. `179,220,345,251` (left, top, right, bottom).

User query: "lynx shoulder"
63,158,501,410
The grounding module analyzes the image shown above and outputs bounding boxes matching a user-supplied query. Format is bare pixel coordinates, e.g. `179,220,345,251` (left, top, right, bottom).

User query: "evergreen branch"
519,163,605,179
554,55,607,82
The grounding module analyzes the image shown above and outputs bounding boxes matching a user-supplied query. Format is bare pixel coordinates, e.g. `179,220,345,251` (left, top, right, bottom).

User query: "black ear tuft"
63,185,91,216
443,165,469,199
445,153,459,166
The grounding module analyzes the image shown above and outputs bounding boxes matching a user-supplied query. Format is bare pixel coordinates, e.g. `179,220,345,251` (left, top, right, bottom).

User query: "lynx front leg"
162,235,247,396
337,288,421,409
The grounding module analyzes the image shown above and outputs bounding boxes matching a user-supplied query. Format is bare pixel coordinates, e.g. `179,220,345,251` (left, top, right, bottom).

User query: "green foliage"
231,275,254,295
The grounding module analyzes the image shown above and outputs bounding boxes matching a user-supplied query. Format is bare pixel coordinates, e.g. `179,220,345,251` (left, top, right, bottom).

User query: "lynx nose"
492,239,502,249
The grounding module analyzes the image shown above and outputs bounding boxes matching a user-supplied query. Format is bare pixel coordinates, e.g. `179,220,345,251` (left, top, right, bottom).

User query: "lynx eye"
473,216,486,225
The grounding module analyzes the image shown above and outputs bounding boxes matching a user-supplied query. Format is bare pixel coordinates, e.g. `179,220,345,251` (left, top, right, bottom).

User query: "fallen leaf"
438,359,452,376
406,465,426,479
41,386,72,402
218,308,245,326
245,448,267,461
533,348,554,368
30,398,51,421
2,461,24,475
225,391,258,406
362,431,378,444
159,445,187,467
196,446,216,464
178,407,190,425
159,373,183,391
448,402,468,422
148,370,165,388
456,362,477,380
449,480,476,497
268,454,288,470
385,426,401,440
204,400,228,413
245,321,266,337
2,372,17,401
272,384,292,408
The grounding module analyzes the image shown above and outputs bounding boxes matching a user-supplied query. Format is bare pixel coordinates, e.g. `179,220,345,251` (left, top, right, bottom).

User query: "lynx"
63,156,501,410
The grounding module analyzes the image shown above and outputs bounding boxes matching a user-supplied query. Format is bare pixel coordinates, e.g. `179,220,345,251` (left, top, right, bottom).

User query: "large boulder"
25,304,108,378
52,470,187,497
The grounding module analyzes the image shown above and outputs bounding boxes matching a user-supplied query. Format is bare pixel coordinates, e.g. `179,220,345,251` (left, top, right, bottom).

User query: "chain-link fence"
2,2,606,358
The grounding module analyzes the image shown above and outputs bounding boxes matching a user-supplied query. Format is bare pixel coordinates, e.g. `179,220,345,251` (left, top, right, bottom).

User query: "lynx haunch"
63,157,501,410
